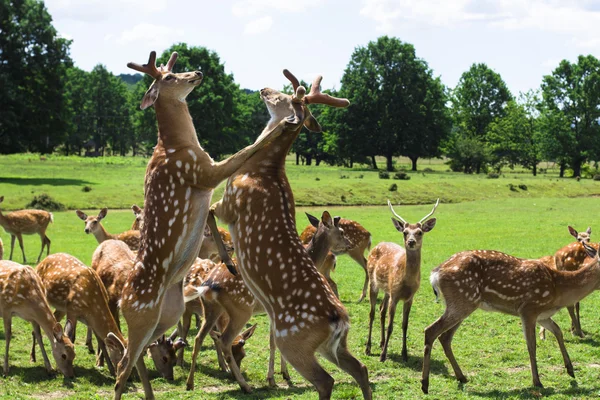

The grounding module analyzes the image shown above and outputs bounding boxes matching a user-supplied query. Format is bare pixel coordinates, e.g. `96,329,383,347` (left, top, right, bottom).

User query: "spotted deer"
76,209,141,251
199,225,234,261
366,200,438,362
104,51,285,400
421,243,600,393
0,196,52,264
539,226,599,339
131,205,144,230
0,260,75,377
211,70,371,399
34,253,126,376
301,218,371,301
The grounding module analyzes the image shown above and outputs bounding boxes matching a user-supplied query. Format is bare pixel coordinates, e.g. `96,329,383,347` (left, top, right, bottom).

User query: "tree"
0,0,72,153
541,55,600,178
487,91,543,175
449,63,512,173
340,36,450,171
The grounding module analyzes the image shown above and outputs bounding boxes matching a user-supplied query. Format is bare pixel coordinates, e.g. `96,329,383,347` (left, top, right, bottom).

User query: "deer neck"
243,124,302,173
154,98,201,150
305,230,331,269
93,223,113,243
552,259,600,306
403,248,422,277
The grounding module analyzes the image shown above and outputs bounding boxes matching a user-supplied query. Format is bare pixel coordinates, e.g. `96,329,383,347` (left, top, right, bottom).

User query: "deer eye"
416,231,422,236
165,75,174,81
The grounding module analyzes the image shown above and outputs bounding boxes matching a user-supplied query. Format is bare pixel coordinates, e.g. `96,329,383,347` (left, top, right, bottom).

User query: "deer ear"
76,210,87,221
333,216,341,227
587,227,592,235
0,196,4,203
98,208,108,220
583,242,597,259
204,224,211,236
105,332,125,353
391,217,405,232
173,338,187,351
568,226,578,239
140,84,159,110
321,211,333,228
306,213,320,228
53,322,65,341
240,324,257,341
132,204,142,214
63,320,74,340
304,114,322,133
422,218,437,232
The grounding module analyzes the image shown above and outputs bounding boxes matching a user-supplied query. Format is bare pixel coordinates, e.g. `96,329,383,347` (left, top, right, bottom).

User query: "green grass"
3,155,600,399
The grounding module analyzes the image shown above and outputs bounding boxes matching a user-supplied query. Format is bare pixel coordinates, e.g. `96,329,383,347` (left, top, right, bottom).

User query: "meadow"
2,155,600,399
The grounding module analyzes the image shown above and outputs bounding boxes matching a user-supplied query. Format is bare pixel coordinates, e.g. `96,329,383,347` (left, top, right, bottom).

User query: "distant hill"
119,73,143,90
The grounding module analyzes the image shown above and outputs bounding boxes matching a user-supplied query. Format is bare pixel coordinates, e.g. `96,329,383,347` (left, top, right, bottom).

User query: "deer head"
306,211,350,254
569,226,592,243
51,321,76,378
388,199,439,250
76,208,107,235
127,51,202,110
131,205,144,230
209,323,257,369
147,335,186,380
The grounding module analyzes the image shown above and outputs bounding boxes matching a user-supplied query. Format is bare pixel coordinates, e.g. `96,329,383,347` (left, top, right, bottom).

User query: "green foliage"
388,183,398,191
487,172,500,179
378,171,390,179
25,193,65,211
444,133,490,173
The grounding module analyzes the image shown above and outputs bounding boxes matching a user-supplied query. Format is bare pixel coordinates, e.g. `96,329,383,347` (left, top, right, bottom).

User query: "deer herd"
1,50,600,399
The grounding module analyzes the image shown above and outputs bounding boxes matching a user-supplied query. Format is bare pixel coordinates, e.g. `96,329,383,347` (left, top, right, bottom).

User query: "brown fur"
76,208,141,251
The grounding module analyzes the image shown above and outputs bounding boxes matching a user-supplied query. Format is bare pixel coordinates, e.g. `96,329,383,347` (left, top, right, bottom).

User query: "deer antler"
387,200,407,224
128,51,178,79
305,75,350,108
159,52,178,73
419,198,440,224
283,69,300,92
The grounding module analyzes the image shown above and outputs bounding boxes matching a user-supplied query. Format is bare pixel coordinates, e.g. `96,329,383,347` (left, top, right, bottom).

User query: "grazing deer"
76,208,141,251
0,260,75,377
105,51,285,400
540,226,598,339
211,70,371,399
300,218,371,302
131,205,144,231
421,243,600,393
365,200,438,362
34,253,126,376
0,196,52,264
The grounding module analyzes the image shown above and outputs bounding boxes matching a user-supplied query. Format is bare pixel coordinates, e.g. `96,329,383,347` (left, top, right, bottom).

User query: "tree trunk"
386,155,394,172
371,155,378,170
572,159,582,178
409,156,418,172
296,153,300,165
559,162,566,178
476,161,481,174
306,155,312,166
315,158,321,166
532,163,537,176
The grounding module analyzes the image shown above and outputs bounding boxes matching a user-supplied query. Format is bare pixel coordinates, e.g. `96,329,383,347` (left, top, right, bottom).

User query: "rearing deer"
365,200,438,362
211,70,371,399
421,243,600,393
104,51,284,400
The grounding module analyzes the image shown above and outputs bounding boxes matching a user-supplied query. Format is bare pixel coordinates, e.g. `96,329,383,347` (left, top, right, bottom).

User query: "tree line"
2,1,600,177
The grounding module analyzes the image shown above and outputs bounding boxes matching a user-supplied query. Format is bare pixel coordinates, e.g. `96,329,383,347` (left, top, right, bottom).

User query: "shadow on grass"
469,379,599,399
215,381,314,399
385,352,449,375
6,364,106,388
0,177,92,186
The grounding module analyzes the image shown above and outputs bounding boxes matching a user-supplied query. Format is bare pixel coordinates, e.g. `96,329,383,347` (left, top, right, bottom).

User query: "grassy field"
2,155,600,399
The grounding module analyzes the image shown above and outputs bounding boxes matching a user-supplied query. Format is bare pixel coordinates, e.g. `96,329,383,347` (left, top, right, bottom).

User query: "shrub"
339,175,349,179
378,171,390,179
518,184,528,191
487,173,500,179
508,184,518,192
25,194,66,211
393,172,410,180
340,195,347,202
357,174,364,179
594,175,600,181
82,185,92,192
315,177,320,181
389,183,398,192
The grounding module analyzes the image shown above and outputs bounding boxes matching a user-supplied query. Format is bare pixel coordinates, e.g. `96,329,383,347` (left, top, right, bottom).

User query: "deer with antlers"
104,51,285,400
421,242,600,393
365,200,438,362
0,196,52,264
210,70,371,399
301,218,371,301
76,208,141,251
0,260,75,377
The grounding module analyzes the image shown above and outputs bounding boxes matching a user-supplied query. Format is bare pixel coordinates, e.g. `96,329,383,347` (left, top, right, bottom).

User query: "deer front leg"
521,314,543,388
379,294,389,350
537,318,574,378
30,330,37,363
401,299,413,362
9,235,15,261
32,322,53,374
567,304,584,338
15,233,26,264
186,304,221,391
365,286,377,356
267,328,277,386
380,299,398,362
85,326,95,354
3,313,12,376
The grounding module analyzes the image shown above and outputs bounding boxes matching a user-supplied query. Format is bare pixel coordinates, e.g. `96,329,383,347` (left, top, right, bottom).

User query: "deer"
0,196,53,264
365,200,438,362
0,260,75,377
34,253,127,376
131,205,144,230
199,224,234,261
421,243,600,393
210,70,371,399
104,50,286,400
539,225,599,339
76,208,141,251
300,217,371,302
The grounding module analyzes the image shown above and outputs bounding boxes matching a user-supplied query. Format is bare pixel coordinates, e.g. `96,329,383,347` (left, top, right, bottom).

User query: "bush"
393,172,410,180
82,185,92,192
25,194,66,211
593,174,600,181
518,184,528,191
357,174,364,179
508,184,518,192
340,195,347,202
378,171,390,179
389,183,398,192
315,177,320,181
339,175,349,179
487,173,500,179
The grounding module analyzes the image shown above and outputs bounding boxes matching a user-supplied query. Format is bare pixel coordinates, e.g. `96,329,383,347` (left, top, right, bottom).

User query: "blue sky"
44,0,600,94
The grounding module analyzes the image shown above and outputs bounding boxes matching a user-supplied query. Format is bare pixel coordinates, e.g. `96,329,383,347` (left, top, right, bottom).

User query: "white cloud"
44,0,168,21
232,0,322,17
243,16,274,35
112,23,185,47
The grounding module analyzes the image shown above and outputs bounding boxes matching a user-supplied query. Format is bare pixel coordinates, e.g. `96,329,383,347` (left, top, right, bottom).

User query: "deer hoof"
241,384,252,393
379,353,387,362
186,382,194,391
421,378,429,394
267,377,277,387
457,375,467,384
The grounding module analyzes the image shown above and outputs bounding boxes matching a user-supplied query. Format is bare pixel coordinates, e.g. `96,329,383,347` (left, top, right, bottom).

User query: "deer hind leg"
521,314,543,388
380,297,399,362
567,304,584,338
217,316,253,393
379,293,389,350
3,313,12,376
365,284,379,356
114,323,157,400
32,322,53,374
422,305,475,394
267,328,277,387
349,249,369,303
36,232,47,263
15,233,26,264
400,298,414,362
85,326,95,354
9,235,15,261
176,308,193,367
186,304,222,391
279,343,335,400
438,321,467,383
537,318,574,378
320,334,372,400
30,330,37,362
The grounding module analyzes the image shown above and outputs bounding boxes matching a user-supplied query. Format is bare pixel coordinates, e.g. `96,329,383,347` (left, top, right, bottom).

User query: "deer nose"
407,239,416,247
84,228,90,234
194,71,202,78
